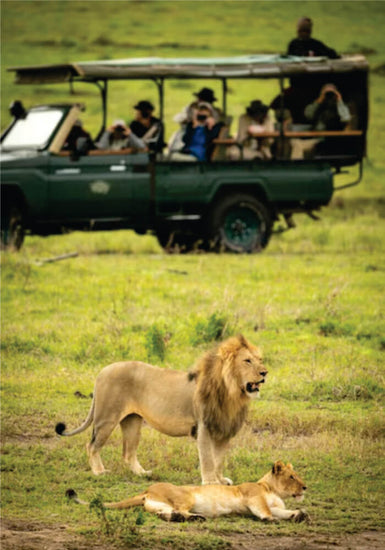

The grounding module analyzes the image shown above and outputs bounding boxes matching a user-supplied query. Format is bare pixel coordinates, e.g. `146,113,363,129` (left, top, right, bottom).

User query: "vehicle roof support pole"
90,79,108,141
222,78,228,116
277,75,285,159
101,79,108,132
154,78,164,121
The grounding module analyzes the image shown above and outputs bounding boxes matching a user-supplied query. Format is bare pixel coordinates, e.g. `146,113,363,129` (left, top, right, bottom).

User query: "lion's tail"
55,394,95,437
104,494,146,509
66,489,89,506
66,489,146,510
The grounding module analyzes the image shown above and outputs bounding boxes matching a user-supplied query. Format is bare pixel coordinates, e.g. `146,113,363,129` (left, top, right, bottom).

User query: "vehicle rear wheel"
1,202,25,250
208,194,272,252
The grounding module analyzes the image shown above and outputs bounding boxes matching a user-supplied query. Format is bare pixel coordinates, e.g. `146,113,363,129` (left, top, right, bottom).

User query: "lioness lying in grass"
67,461,308,523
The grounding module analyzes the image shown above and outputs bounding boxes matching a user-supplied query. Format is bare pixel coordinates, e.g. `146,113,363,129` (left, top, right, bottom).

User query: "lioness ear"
272,460,284,475
287,462,293,469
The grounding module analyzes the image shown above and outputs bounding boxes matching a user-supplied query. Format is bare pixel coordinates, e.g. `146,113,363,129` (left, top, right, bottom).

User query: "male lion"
55,335,267,484
67,461,308,523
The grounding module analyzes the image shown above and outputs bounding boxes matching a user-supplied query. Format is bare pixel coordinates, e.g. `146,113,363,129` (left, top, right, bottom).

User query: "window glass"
1,108,64,149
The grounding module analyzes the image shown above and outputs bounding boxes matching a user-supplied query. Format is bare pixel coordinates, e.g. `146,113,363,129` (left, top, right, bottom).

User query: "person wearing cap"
171,102,224,162
97,119,146,151
287,17,339,58
236,100,275,160
129,100,165,153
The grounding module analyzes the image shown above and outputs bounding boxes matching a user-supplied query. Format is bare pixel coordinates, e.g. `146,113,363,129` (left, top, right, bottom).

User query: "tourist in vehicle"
287,17,340,58
304,83,351,131
236,100,274,160
171,102,224,161
174,87,222,126
303,83,351,157
129,100,165,153
270,85,313,128
97,119,146,151
169,87,223,156
62,119,94,151
284,84,350,160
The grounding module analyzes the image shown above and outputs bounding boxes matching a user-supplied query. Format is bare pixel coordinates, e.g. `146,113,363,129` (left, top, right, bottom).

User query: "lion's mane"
193,335,250,441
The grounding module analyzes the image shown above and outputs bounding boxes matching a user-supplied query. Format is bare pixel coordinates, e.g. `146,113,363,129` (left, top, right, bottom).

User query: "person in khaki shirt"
236,100,274,160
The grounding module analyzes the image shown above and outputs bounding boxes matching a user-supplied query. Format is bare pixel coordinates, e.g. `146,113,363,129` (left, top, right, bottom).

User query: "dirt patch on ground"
1,518,385,550
225,531,385,550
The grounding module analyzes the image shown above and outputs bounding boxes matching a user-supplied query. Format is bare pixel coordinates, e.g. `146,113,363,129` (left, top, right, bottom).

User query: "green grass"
2,1,385,548
2,216,385,546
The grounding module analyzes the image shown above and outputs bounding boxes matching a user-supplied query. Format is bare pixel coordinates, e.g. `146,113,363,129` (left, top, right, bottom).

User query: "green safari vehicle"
0,54,368,252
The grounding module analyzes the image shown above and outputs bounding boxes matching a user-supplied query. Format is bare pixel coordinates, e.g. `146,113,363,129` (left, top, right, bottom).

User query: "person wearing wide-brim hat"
246,100,269,120
194,87,218,103
236,99,274,160
174,87,222,126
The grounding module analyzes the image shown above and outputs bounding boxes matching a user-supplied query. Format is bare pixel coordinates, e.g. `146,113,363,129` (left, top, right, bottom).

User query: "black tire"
208,193,272,252
1,201,25,251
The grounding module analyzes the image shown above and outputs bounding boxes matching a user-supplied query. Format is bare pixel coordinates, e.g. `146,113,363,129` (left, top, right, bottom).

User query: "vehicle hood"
0,149,42,163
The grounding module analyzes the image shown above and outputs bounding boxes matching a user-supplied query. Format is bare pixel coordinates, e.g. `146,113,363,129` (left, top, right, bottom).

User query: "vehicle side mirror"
10,100,26,119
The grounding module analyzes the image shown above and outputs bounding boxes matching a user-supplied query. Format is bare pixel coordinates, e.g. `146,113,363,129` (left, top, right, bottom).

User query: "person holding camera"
303,83,351,157
97,119,146,151
129,100,165,153
172,102,224,161
304,83,351,131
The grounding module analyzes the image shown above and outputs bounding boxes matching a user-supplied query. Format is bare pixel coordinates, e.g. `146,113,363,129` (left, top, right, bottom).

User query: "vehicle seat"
211,116,233,161
166,128,186,159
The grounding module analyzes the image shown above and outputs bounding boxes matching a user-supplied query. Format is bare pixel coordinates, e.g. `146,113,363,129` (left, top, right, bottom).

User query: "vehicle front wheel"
1,202,25,250
208,194,272,252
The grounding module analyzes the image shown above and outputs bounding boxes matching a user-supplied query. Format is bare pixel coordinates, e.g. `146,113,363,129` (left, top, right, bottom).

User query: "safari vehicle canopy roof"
9,54,369,83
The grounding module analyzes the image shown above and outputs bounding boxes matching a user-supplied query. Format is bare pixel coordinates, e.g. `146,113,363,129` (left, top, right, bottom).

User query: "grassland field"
1,1,385,549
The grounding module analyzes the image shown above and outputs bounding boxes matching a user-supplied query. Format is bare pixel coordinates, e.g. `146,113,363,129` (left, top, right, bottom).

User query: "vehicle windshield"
1,107,64,150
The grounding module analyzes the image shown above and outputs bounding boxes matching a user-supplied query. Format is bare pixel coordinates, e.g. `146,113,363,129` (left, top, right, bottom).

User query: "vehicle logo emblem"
90,180,110,194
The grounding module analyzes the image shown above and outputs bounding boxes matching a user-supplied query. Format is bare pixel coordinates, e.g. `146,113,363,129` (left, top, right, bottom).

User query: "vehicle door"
154,161,208,218
47,151,151,224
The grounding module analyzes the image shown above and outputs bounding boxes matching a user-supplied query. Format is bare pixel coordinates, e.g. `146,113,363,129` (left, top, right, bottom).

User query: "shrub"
145,324,167,362
191,312,229,346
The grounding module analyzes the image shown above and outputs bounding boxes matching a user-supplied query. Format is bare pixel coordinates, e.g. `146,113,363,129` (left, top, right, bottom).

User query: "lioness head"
270,461,307,501
219,335,267,400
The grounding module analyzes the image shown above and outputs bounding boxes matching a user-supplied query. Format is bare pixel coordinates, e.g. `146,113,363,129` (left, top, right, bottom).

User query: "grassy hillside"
1,2,385,549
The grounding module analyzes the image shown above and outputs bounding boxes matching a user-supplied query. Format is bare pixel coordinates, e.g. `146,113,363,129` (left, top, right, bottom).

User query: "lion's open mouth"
293,494,304,502
246,382,261,393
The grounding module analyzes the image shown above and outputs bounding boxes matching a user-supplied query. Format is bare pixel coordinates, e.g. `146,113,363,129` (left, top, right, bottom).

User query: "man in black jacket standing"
287,17,340,59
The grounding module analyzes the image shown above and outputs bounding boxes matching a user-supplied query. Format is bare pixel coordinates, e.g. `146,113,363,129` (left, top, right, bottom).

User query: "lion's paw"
170,512,187,522
294,509,309,523
219,477,233,486
93,468,109,476
187,514,206,522
261,516,278,523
